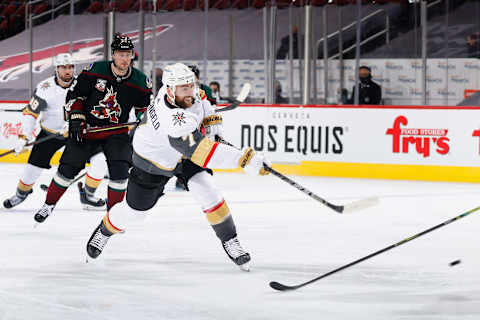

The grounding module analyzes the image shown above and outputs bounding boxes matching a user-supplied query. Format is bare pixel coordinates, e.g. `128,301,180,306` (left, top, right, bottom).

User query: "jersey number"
29,97,39,111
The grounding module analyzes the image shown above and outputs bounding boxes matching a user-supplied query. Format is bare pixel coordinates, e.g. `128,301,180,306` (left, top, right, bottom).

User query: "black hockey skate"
222,236,251,271
34,203,55,223
3,189,33,209
86,221,114,259
78,182,106,211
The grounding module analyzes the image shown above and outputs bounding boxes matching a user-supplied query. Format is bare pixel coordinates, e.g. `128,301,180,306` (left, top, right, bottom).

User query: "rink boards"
1,101,480,182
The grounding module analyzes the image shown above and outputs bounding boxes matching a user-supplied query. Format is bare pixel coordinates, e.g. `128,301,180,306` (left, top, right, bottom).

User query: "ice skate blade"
239,262,250,272
82,204,106,211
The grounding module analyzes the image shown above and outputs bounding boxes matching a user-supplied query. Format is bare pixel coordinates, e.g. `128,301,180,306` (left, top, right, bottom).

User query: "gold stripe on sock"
85,173,102,189
102,213,123,234
17,180,33,192
204,200,230,225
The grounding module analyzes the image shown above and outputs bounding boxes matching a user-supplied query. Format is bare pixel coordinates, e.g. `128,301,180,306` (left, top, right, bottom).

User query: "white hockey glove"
202,114,223,140
13,135,29,156
239,147,271,176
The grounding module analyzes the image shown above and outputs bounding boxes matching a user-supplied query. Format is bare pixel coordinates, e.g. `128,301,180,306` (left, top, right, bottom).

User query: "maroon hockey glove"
69,112,86,143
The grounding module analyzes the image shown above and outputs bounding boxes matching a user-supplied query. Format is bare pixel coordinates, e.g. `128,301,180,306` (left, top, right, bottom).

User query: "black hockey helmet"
188,65,200,79
111,35,134,54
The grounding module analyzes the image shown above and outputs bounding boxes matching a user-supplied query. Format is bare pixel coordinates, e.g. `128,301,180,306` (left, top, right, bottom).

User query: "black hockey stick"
40,171,87,192
263,166,378,213
215,137,378,214
0,132,65,158
270,205,480,291
215,83,251,112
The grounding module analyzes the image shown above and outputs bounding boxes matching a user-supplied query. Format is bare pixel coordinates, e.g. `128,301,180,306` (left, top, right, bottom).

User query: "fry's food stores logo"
386,116,449,157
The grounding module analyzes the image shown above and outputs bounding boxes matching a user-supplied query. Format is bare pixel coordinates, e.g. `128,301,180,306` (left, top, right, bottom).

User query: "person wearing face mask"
347,66,382,105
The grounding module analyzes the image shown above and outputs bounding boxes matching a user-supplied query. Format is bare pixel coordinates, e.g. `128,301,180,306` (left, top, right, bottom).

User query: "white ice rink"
1,163,480,319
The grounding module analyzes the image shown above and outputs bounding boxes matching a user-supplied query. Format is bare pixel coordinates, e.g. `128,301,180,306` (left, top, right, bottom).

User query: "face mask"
360,76,370,83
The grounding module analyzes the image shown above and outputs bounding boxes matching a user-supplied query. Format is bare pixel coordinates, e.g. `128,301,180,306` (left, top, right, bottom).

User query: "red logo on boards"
385,116,449,157
2,122,23,139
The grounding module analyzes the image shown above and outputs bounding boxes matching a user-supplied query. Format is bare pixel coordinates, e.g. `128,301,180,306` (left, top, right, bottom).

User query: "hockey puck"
449,259,461,267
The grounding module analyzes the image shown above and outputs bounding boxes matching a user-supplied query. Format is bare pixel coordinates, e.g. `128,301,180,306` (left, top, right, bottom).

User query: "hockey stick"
0,132,64,158
215,137,378,214
263,166,378,214
269,205,480,292
0,121,140,159
40,171,87,192
215,83,251,112
0,109,23,112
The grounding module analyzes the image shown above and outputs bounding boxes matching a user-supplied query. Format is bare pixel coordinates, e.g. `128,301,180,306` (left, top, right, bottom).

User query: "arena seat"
231,0,247,9
87,1,103,13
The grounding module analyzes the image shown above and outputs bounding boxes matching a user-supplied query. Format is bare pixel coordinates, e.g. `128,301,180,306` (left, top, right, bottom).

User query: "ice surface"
1,163,479,319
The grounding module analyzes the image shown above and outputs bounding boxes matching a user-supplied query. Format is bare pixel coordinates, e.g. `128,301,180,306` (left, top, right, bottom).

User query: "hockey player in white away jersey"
85,63,270,271
3,53,108,210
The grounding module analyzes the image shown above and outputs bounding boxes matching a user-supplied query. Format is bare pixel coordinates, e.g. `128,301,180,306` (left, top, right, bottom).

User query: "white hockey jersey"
22,76,70,137
132,87,243,176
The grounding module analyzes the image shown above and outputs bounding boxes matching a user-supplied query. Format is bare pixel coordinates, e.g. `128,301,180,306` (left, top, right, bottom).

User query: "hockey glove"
13,135,28,156
239,147,271,176
69,112,86,143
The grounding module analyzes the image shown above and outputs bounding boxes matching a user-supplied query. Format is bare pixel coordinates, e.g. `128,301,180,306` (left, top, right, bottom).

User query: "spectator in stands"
346,66,382,105
262,80,289,104
274,80,289,104
209,81,232,103
276,26,300,59
467,33,480,58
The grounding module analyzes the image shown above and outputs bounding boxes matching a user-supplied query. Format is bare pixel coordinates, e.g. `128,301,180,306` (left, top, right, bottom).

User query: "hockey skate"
86,221,114,259
78,182,106,211
3,189,33,209
222,236,251,271
33,203,55,223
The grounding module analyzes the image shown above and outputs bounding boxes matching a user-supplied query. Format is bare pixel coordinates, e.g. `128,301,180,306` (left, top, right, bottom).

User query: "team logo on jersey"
91,86,122,123
40,82,50,90
172,112,186,126
95,79,107,92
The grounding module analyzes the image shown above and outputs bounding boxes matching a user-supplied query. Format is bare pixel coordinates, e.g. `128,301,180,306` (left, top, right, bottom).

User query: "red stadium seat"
275,0,290,8
293,0,305,6
231,0,247,9
212,0,229,9
182,0,196,11
118,0,133,11
310,0,327,6
1,4,17,16
198,0,214,10
163,0,180,10
32,2,47,14
250,0,264,9
87,1,103,13
14,3,26,17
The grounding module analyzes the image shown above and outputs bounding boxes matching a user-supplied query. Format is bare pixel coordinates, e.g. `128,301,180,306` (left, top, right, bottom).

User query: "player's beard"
176,96,194,109
59,74,73,83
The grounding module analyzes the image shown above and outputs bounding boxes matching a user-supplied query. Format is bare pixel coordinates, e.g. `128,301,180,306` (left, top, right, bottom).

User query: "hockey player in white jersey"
85,63,270,271
3,53,108,210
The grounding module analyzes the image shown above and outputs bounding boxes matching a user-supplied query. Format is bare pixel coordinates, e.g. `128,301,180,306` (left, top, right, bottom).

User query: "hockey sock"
16,180,33,198
46,172,73,205
102,212,123,235
107,179,127,210
85,173,102,197
204,199,237,242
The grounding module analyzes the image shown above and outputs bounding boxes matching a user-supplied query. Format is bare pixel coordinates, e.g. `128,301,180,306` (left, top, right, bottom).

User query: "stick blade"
236,83,251,102
342,196,379,213
269,281,298,292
